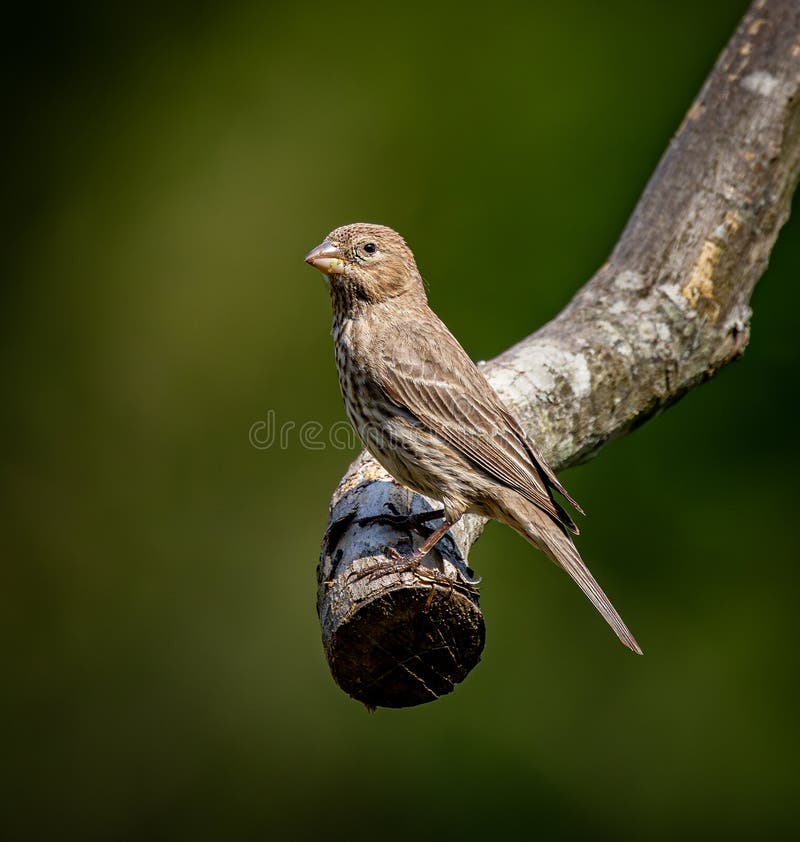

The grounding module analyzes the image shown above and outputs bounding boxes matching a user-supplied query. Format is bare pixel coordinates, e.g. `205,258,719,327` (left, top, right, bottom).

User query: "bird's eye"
363,242,377,255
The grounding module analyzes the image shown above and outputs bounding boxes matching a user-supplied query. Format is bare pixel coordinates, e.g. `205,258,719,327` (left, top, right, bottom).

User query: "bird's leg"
385,519,453,568
348,518,479,596
349,518,461,587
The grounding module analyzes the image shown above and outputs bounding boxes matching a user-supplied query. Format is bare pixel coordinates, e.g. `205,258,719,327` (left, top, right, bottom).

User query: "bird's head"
304,223,425,306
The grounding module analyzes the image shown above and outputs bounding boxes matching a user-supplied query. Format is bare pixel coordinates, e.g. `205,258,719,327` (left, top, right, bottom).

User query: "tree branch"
317,0,800,710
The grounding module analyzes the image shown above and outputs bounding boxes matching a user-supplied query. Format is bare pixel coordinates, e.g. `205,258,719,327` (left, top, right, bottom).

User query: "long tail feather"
504,502,642,654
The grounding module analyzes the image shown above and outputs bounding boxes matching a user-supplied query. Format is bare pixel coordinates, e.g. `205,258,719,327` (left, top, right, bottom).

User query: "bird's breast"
333,318,378,427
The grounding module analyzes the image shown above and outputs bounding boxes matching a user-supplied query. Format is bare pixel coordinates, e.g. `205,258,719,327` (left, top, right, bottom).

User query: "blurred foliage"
4,0,799,839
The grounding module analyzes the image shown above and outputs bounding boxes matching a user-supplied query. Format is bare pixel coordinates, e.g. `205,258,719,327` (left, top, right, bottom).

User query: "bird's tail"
500,499,643,654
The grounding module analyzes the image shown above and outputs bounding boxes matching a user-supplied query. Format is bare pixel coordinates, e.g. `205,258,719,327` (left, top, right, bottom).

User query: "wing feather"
376,315,581,532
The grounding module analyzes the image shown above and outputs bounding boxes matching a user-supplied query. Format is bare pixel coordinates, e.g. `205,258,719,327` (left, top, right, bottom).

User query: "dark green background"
5,1,798,839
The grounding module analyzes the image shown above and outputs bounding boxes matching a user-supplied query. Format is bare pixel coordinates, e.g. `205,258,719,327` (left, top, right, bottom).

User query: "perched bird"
305,223,641,654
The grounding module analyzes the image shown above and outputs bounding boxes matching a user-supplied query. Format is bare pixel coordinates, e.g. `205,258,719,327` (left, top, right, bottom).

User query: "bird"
305,223,642,654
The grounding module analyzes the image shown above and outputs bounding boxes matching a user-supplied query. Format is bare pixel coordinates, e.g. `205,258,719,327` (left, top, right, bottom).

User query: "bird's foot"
348,545,425,584
348,544,479,598
385,546,408,563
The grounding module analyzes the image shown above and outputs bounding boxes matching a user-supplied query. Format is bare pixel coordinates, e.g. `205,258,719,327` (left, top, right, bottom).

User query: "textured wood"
318,0,800,709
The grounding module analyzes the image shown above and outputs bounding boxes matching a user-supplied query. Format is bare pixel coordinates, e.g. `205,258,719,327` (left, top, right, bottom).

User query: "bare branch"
318,0,800,709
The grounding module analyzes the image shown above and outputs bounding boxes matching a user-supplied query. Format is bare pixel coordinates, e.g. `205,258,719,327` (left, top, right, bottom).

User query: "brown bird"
305,223,641,654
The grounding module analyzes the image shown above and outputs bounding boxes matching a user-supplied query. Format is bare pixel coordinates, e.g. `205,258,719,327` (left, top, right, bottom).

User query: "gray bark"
317,0,800,710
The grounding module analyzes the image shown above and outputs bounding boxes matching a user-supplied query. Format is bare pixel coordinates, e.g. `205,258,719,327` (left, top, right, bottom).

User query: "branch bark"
317,0,800,709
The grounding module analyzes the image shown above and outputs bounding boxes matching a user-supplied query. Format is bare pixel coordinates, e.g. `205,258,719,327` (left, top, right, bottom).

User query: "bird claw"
385,546,406,563
347,546,419,586
346,545,480,599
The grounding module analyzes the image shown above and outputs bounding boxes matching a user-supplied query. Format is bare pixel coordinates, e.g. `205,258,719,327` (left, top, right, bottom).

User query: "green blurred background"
5,1,799,839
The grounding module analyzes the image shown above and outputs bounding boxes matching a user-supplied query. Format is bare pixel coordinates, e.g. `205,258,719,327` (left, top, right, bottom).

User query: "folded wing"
377,315,581,533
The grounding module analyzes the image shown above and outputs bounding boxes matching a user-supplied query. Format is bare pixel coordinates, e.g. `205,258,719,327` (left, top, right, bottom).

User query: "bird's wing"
496,405,584,515
376,314,580,533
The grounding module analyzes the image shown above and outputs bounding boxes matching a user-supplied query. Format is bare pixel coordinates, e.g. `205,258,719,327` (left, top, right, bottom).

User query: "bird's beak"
304,241,346,275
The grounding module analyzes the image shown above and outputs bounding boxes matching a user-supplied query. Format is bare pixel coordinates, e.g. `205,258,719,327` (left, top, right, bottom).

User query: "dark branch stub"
318,455,486,707
317,0,800,709
325,584,485,710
